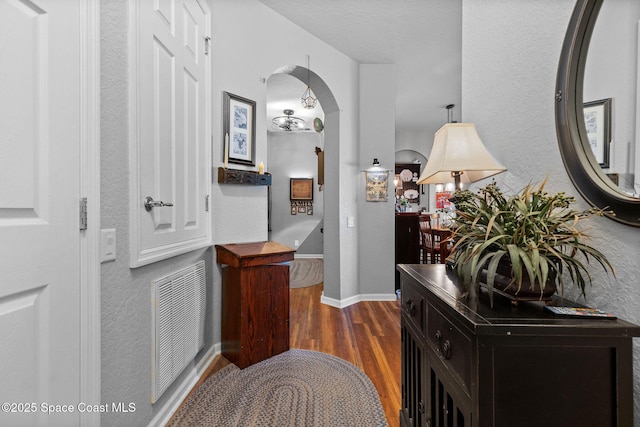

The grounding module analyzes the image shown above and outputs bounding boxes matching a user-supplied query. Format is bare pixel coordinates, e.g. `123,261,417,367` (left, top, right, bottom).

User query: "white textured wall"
396,130,436,161
211,0,363,305
100,1,214,426
358,64,396,296
267,131,325,251
462,0,640,422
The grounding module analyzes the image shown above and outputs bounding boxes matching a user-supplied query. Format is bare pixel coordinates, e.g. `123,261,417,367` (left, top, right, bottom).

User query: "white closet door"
0,0,84,425
130,0,211,267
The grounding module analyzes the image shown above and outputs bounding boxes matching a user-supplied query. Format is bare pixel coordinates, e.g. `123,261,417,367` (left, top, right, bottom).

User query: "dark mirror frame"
556,0,640,227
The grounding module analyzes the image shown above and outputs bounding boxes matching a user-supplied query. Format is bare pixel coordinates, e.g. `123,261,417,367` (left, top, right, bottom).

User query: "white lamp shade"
417,123,506,185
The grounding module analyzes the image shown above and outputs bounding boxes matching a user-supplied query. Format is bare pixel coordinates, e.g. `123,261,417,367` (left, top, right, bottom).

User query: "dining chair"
421,215,453,264
419,214,437,263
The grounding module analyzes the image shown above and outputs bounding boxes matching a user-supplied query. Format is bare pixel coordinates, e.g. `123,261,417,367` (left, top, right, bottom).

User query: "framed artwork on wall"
435,191,453,209
365,169,390,202
290,178,314,201
223,91,256,166
583,98,611,168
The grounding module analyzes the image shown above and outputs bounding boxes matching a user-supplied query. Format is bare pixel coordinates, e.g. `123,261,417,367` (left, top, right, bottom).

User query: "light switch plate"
347,216,355,228
101,228,116,262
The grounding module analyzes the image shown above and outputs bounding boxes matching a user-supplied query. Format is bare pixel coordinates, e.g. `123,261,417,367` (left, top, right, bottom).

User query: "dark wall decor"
290,178,313,215
223,91,256,166
395,163,420,204
556,0,640,226
290,178,313,201
289,201,313,215
218,167,271,185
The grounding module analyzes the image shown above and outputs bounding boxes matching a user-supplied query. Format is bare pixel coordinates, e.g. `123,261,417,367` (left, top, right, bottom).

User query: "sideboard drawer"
427,303,472,394
401,281,425,333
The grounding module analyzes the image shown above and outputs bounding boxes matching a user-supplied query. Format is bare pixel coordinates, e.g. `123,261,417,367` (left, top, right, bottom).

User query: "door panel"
0,0,47,220
0,0,82,425
183,69,199,229
151,37,176,231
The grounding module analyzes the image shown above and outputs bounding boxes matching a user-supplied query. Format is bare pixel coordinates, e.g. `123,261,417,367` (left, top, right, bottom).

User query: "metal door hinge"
80,197,88,230
205,194,210,212
204,36,211,55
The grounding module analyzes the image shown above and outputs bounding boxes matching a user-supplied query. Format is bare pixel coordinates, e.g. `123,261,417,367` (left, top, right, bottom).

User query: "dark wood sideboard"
395,213,421,289
215,241,295,369
397,263,640,427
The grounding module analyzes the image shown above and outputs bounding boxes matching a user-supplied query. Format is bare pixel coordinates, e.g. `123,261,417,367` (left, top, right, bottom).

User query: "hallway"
290,283,401,427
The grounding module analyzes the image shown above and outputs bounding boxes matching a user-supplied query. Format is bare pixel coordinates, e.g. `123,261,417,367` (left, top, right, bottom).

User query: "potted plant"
397,196,410,212
449,179,614,306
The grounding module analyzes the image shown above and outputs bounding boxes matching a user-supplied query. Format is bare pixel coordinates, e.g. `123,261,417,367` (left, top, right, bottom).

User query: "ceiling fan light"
271,109,305,132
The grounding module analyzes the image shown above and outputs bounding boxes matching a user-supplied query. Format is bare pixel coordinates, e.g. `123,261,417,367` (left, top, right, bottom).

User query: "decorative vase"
480,262,557,305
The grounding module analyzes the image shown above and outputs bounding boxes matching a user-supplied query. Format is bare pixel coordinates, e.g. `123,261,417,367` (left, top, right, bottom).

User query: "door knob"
144,196,173,212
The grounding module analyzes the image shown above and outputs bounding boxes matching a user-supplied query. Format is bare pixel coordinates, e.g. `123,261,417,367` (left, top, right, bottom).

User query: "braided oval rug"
169,349,389,427
289,258,323,288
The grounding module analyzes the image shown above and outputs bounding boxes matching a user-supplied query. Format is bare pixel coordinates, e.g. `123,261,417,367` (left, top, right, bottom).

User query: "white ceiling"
259,0,463,134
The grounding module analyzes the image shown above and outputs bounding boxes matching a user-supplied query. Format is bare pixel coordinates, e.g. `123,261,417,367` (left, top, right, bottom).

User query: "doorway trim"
79,0,101,424
269,65,342,302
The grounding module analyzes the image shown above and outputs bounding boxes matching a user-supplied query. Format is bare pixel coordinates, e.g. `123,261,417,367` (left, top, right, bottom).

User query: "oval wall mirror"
556,0,640,226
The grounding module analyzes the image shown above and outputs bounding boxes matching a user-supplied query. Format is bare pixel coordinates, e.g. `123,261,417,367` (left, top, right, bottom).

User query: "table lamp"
417,123,506,189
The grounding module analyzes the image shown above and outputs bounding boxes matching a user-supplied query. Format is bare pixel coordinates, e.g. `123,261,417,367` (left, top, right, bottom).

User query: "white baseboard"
320,292,396,309
148,342,221,427
294,253,324,259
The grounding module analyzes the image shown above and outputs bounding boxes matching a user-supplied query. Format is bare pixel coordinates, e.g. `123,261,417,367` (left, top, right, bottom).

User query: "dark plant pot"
480,263,557,305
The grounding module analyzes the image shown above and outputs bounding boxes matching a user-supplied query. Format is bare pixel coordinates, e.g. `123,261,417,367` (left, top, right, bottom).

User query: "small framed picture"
365,170,390,202
298,206,306,214
290,178,314,201
307,206,313,215
583,98,611,168
290,205,297,215
223,91,256,166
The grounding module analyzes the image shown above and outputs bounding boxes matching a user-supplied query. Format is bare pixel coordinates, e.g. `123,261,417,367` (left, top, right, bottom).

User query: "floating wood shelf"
217,167,271,186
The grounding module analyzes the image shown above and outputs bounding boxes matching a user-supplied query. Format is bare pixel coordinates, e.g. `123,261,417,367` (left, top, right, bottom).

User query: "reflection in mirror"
583,0,640,196
556,0,640,227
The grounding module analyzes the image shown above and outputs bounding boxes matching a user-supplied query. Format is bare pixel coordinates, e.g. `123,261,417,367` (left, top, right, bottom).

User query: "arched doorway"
266,65,342,301
395,149,429,210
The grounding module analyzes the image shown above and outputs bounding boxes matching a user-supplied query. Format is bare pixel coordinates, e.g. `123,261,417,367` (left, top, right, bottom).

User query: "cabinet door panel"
242,265,289,366
401,323,427,427
492,343,615,427
427,352,471,427
267,264,290,356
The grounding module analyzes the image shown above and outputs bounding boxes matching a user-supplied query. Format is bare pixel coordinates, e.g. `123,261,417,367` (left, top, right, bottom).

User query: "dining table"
430,226,453,263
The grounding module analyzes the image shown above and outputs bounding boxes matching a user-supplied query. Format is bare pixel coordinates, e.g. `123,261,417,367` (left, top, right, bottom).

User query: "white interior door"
0,1,83,425
130,0,211,267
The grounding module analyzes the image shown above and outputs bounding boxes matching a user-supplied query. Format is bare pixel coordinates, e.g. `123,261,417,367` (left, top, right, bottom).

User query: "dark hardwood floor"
169,282,401,427
290,283,401,427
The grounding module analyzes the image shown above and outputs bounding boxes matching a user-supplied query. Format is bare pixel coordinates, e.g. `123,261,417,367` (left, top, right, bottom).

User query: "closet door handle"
144,196,174,211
